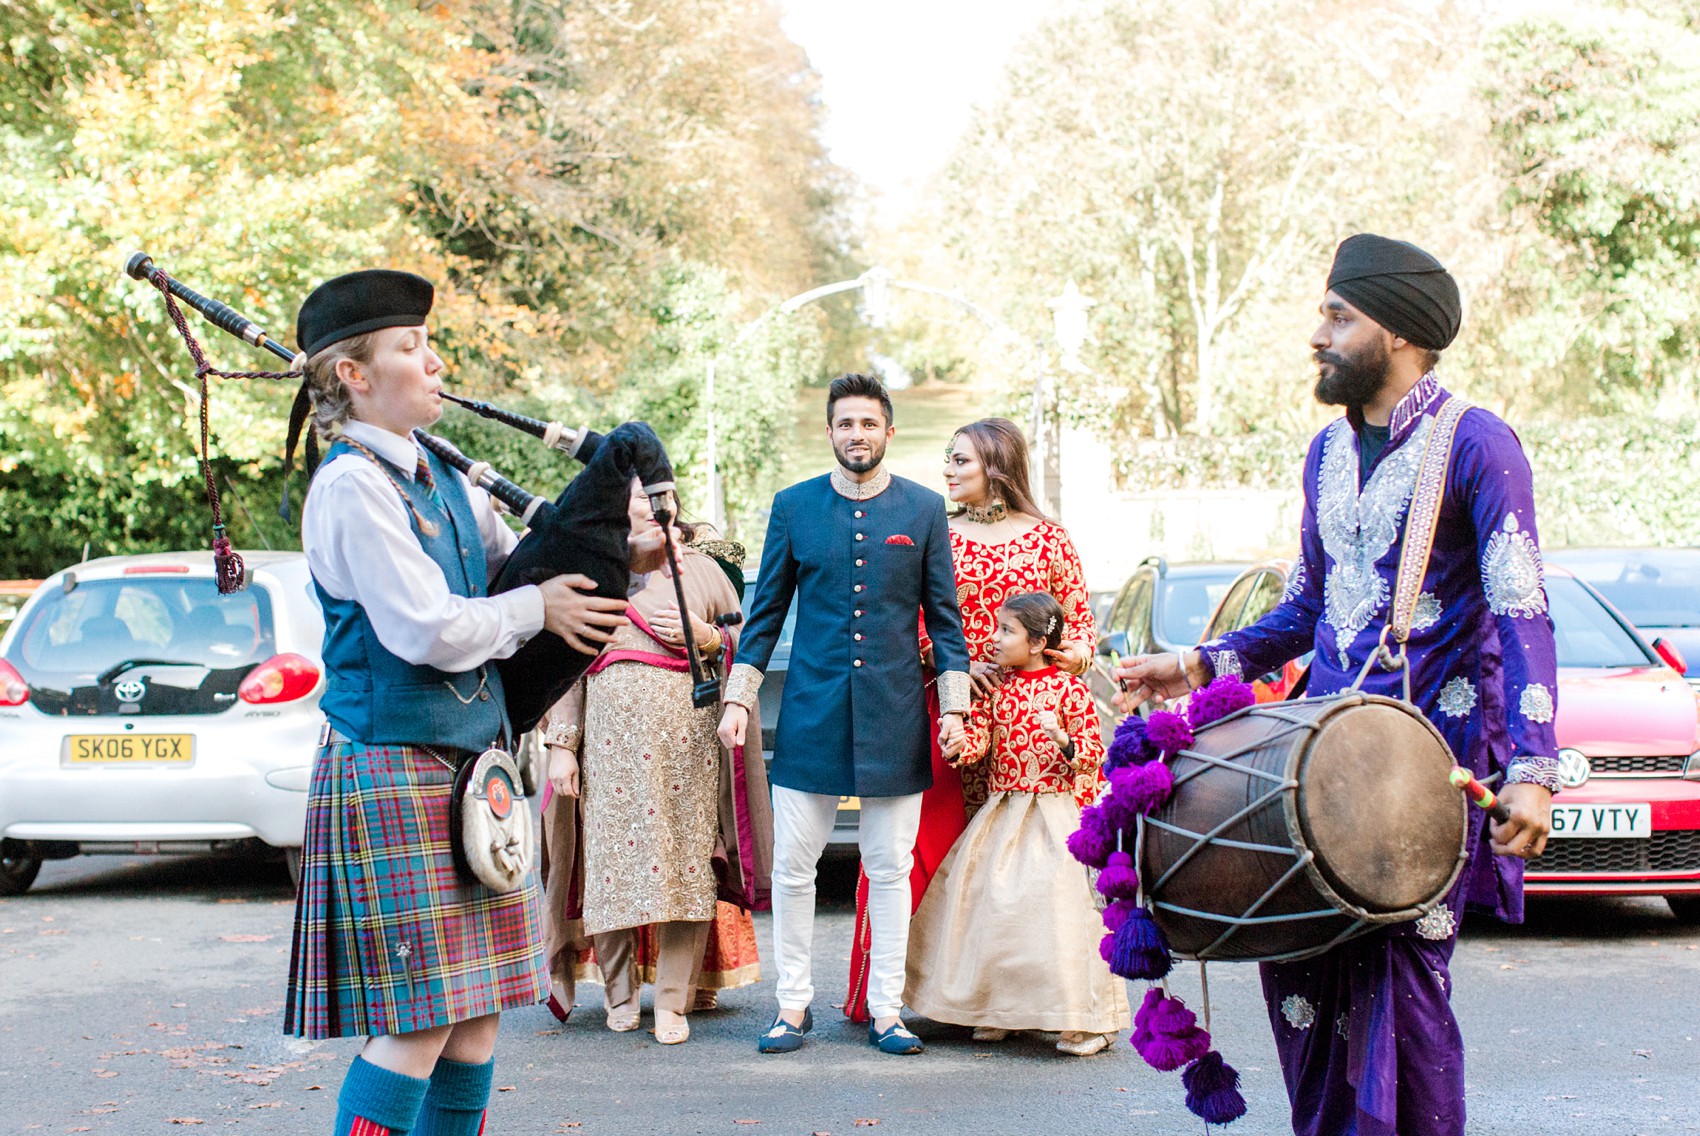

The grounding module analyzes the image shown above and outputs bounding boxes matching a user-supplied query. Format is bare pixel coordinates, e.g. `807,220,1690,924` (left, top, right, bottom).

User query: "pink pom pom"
1145,710,1195,757
1095,850,1139,901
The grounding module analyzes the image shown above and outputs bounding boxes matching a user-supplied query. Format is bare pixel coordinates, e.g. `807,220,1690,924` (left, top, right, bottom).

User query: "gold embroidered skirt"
905,790,1130,1034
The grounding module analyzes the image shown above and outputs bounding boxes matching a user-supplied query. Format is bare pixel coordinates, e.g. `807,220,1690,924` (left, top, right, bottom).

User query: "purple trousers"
1259,903,1465,1136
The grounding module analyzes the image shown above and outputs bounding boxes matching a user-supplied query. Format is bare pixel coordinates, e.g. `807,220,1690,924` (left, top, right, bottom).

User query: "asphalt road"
2,854,1698,1136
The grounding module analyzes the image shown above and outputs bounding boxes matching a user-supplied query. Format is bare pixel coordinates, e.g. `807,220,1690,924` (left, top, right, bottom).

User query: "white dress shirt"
301,419,545,673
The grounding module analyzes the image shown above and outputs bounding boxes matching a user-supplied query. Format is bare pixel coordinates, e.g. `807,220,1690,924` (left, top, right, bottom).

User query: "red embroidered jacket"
960,666,1105,807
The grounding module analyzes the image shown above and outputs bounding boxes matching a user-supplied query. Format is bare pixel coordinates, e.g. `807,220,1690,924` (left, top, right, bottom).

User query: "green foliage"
0,0,842,577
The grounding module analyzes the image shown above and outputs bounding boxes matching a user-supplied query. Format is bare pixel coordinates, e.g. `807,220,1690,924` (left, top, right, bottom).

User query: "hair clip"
1046,614,1058,634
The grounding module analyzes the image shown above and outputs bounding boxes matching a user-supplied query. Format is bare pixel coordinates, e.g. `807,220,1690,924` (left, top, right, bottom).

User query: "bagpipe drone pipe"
125,251,688,735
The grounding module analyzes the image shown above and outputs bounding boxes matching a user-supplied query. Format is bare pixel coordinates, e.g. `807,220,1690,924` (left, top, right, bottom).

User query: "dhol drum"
1140,692,1467,963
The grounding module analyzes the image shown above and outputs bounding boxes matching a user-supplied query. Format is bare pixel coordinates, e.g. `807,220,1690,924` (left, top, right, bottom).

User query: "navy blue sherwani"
731,471,971,798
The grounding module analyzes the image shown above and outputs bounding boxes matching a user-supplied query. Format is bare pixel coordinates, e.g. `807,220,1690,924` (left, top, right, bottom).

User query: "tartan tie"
413,452,436,492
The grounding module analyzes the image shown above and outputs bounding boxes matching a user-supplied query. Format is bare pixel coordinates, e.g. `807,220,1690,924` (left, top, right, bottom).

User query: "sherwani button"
856,559,865,566
855,633,864,641
855,584,865,592
856,533,865,541
854,659,864,667
855,510,865,518
854,609,864,617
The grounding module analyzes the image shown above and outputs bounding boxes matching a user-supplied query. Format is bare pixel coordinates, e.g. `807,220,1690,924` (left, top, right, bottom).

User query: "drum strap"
1387,395,1473,644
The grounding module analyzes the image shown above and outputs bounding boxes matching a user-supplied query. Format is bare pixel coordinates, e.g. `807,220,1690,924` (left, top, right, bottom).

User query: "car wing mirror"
1652,637,1688,675
1096,631,1132,660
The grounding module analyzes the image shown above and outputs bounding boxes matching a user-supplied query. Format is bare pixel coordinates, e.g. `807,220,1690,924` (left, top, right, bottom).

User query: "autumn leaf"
166,1119,205,1126
219,934,272,943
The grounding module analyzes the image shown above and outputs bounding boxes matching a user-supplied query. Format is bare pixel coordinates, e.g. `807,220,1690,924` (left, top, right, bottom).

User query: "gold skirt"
905,790,1130,1034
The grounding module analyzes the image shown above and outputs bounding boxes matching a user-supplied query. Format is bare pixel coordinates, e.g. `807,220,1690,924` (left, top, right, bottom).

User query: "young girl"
904,592,1129,1055
283,268,640,1136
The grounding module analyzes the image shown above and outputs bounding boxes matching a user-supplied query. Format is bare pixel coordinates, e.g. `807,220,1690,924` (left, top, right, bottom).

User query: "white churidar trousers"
770,785,923,1019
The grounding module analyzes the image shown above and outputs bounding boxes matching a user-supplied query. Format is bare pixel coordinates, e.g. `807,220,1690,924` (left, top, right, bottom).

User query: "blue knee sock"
333,1055,429,1136
415,1055,495,1136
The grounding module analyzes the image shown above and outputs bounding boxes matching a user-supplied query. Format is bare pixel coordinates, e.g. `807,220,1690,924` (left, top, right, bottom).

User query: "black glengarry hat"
295,269,434,359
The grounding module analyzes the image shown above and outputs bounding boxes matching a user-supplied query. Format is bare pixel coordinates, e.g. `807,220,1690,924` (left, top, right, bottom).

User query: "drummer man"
1117,234,1558,1136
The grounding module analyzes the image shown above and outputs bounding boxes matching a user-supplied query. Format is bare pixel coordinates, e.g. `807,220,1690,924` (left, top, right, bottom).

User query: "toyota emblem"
1556,748,1591,789
114,678,146,703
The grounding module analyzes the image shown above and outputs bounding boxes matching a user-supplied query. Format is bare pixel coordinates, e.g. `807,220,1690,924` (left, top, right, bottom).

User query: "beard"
834,435,887,474
1314,337,1392,408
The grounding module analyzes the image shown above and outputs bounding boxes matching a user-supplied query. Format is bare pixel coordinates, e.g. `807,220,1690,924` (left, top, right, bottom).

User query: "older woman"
539,483,768,1045
846,417,1096,1021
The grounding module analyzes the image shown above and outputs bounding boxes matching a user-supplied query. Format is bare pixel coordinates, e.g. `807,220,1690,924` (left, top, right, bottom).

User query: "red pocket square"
885,534,914,546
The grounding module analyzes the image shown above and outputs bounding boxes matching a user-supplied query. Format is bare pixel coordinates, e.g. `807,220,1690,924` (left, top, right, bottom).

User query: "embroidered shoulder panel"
1482,513,1547,619
1317,415,1433,659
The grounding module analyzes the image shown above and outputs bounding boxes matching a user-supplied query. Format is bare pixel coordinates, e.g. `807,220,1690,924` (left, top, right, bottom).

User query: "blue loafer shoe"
868,1020,924,1055
757,1009,812,1054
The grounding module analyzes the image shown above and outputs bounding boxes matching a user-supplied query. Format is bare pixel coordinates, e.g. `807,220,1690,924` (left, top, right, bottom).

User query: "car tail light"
238,653,320,704
1653,637,1688,676
0,659,28,706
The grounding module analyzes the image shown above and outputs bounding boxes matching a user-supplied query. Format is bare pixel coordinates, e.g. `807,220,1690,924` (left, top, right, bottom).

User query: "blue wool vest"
313,440,512,751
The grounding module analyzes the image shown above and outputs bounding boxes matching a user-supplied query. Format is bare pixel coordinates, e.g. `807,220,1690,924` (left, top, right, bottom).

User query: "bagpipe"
125,252,719,735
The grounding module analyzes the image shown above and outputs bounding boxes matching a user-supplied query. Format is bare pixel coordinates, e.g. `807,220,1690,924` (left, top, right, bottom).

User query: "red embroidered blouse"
921,519,1097,663
960,666,1106,807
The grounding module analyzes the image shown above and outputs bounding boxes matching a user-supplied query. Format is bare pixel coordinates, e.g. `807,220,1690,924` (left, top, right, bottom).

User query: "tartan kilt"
284,741,547,1040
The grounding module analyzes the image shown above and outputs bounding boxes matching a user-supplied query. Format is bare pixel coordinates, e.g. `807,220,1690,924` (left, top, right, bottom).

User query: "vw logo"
114,678,146,704
1557,748,1591,789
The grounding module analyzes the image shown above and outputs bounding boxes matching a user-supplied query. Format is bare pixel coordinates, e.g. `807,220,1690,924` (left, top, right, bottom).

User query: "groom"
718,372,972,1055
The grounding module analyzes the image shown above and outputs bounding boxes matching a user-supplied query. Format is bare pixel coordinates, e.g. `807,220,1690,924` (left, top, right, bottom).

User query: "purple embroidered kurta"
1200,374,1561,1136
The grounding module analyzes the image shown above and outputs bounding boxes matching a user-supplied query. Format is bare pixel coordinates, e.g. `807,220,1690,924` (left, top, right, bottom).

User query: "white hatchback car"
0,551,325,893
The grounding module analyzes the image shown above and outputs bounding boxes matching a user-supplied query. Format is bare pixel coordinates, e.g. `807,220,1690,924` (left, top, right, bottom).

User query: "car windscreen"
1554,550,1700,629
9,577,276,680
1160,573,1238,647
1549,576,1652,669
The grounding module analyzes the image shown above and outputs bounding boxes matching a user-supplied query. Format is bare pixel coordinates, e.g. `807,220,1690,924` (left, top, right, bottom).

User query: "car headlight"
1557,748,1591,789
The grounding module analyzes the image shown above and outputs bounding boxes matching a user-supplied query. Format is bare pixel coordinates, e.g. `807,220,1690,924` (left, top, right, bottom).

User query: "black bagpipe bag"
488,421,673,735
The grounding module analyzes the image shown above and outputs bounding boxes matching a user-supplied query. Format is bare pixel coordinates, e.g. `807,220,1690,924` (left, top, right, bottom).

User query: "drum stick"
1449,767,1512,823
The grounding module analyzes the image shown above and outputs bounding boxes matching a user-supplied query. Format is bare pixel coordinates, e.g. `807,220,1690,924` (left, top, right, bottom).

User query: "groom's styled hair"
826,372,895,427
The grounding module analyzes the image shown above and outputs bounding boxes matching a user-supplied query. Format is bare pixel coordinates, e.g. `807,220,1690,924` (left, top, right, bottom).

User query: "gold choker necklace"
960,499,1007,524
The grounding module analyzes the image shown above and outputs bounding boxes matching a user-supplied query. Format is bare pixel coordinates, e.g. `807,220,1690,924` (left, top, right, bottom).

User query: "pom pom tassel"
1095,851,1139,901
1145,709,1195,757
1107,714,1154,770
1133,991,1210,1071
1187,674,1258,729
1101,898,1137,933
1183,1050,1248,1125
1103,760,1175,828
1066,804,1115,869
211,526,246,595
1107,905,1172,982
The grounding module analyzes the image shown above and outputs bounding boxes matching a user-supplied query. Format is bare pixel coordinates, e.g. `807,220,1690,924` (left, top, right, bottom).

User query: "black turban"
295,269,434,359
1326,234,1461,351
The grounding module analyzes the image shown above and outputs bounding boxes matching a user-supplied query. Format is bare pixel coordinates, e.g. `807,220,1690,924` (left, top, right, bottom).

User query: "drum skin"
1140,693,1467,962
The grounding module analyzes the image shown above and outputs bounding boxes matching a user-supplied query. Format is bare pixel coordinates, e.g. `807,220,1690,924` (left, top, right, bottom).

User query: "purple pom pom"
1095,850,1140,901
1187,675,1256,729
1121,759,1176,816
1102,898,1136,933
1134,994,1212,1072
1145,710,1195,757
1130,985,1164,1050
1107,714,1154,770
1183,1050,1248,1125
1067,804,1115,869
1106,905,1171,982
1150,993,1198,1036
1099,932,1115,963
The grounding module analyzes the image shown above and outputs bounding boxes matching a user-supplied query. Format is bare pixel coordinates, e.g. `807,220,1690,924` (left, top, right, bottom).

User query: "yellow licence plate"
64,734,194,765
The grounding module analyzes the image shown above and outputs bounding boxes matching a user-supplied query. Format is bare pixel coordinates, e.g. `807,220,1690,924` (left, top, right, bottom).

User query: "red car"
1204,561,1700,921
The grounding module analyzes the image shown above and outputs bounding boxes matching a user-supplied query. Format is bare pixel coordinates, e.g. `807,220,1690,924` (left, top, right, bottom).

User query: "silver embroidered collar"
1317,412,1435,663
1387,371,1441,439
830,465,891,501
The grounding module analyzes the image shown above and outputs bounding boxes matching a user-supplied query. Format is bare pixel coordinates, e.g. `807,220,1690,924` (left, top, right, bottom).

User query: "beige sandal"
606,1008,641,1033
691,989,720,1012
653,1010,690,1045
971,1026,1010,1042
1056,1031,1112,1056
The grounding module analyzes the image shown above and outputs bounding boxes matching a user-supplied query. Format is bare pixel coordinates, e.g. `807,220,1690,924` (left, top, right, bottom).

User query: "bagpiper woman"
282,269,637,1136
